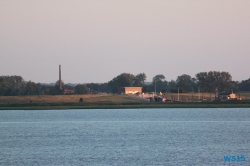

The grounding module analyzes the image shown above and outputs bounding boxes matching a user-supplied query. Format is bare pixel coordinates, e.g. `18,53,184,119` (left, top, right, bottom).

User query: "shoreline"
1,102,250,110
1,94,250,110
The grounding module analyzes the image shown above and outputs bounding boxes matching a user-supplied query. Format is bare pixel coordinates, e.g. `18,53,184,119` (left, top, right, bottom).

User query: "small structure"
228,93,236,99
156,97,163,102
117,87,142,95
64,89,74,94
218,92,236,100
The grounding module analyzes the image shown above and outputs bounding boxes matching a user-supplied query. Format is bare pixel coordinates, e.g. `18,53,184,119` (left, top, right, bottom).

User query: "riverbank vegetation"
1,94,250,110
1,71,250,97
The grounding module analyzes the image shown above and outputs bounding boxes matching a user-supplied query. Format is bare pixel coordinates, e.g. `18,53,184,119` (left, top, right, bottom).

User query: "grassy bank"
0,94,143,104
1,94,250,110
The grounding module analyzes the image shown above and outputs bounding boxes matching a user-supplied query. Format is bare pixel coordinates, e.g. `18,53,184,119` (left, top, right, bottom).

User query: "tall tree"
25,81,38,95
108,73,135,93
152,74,165,83
4,75,23,88
0,76,25,96
176,74,193,92
134,73,147,86
238,78,250,91
152,74,165,93
168,80,176,92
196,71,233,92
0,77,10,95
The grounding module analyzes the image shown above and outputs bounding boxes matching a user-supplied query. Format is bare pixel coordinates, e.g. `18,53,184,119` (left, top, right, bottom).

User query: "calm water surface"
0,108,249,166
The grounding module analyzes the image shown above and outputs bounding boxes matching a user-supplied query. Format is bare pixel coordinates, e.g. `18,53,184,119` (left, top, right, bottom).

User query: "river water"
0,108,249,165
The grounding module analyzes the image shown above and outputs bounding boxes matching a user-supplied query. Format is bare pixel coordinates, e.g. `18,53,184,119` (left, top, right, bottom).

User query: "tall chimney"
59,65,62,90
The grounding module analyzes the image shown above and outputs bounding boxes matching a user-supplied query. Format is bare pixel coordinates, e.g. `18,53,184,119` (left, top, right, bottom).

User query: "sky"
1,0,250,84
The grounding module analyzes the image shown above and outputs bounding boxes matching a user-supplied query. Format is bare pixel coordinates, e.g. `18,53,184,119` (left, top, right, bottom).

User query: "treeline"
0,71,250,96
0,76,62,96
0,76,111,96
107,71,250,94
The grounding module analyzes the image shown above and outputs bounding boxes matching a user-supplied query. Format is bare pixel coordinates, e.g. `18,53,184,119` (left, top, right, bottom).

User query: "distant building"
228,93,236,99
64,89,75,94
218,92,236,100
117,87,142,95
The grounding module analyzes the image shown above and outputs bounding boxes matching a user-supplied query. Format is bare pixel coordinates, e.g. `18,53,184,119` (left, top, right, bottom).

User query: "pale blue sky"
1,0,250,83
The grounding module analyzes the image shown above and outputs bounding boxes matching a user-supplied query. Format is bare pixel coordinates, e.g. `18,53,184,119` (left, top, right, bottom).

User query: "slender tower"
59,65,62,90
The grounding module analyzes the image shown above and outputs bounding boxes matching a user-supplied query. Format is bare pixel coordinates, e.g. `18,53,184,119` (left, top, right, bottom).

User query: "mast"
59,65,62,90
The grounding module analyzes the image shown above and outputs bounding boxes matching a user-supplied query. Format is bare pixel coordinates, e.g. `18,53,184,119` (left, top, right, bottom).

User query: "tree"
196,71,233,93
25,81,38,95
98,83,111,93
152,74,165,93
48,80,64,95
134,73,147,86
238,78,250,91
48,86,58,95
108,73,135,93
0,77,10,95
0,76,25,96
168,80,176,90
176,74,193,92
56,80,64,88
41,87,51,95
152,74,165,83
85,83,111,93
75,84,89,94
4,75,23,88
